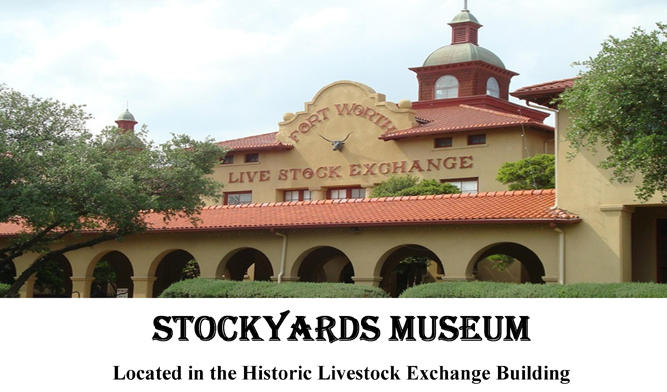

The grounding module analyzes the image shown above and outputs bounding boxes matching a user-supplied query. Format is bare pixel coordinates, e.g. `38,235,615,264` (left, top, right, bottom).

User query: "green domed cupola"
409,1,518,102
115,108,138,132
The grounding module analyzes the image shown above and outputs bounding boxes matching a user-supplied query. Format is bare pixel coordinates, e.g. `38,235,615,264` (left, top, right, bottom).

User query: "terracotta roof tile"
512,78,576,96
216,132,293,152
511,77,577,108
0,190,579,237
138,189,578,232
381,104,554,140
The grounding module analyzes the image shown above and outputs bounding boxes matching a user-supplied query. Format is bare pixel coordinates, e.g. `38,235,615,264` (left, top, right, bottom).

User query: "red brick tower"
410,5,518,102
115,109,138,133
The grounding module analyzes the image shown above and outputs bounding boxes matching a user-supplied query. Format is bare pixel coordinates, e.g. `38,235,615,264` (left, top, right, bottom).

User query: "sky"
1,0,666,144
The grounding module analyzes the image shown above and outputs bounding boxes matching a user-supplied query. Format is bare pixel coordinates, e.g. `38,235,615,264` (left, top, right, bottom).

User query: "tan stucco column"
71,276,95,298
600,205,635,282
197,258,219,279
19,275,37,298
352,276,382,287
440,261,472,282
132,276,157,298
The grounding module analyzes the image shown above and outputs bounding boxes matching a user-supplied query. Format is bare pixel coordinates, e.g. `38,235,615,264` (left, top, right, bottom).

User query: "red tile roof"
381,102,554,141
0,190,580,236
216,132,293,152
142,189,577,232
511,78,576,108
512,78,576,95
0,220,24,236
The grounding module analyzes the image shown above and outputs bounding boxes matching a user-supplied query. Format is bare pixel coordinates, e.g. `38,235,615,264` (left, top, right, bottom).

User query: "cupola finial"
463,0,468,11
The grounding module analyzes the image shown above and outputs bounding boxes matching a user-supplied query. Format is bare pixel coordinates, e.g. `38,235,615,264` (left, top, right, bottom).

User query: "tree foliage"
93,260,117,297
558,23,667,201
496,154,555,191
0,85,225,297
371,175,461,197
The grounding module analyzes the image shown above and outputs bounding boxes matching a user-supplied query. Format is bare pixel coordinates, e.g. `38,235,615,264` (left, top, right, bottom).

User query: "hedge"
0,283,9,297
159,279,389,298
399,281,667,298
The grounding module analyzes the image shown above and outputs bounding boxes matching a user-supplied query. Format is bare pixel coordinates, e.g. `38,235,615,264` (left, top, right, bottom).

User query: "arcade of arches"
6,223,561,298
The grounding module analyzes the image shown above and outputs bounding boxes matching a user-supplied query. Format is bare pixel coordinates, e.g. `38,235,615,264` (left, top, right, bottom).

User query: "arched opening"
296,247,354,283
486,77,500,98
0,260,16,285
435,75,459,99
152,250,199,297
470,243,545,284
90,251,134,298
220,248,274,281
378,245,444,297
34,254,73,298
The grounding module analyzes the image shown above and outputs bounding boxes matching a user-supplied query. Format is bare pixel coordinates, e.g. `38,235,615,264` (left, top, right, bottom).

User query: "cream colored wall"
212,81,554,203
7,221,561,297
556,109,665,283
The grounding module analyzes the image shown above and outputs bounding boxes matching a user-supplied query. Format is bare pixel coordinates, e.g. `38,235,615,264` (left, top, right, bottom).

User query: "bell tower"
410,2,518,102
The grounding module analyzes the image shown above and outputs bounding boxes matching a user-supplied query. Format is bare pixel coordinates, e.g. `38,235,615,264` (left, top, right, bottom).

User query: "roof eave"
379,122,554,141
141,217,581,234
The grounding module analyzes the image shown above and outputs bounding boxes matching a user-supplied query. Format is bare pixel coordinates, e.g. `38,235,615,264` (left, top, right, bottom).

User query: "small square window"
434,137,453,148
329,189,346,200
225,192,252,205
350,188,365,199
245,153,259,163
284,190,300,202
284,190,313,202
443,178,479,193
221,155,234,164
328,187,365,200
467,134,486,145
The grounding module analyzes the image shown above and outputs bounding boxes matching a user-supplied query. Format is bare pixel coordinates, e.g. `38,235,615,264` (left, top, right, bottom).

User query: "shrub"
0,283,13,298
159,279,389,298
399,281,667,298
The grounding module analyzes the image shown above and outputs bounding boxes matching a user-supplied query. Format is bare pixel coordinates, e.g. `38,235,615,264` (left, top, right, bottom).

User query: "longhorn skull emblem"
319,132,352,152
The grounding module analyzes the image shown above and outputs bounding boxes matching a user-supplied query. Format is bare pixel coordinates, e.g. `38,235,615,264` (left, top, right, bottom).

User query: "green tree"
181,259,201,280
0,85,225,297
93,260,117,297
34,259,68,297
394,256,430,290
558,23,667,201
496,154,555,191
371,175,461,197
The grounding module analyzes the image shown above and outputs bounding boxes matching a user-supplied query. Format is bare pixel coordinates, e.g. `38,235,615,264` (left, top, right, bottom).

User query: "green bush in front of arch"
159,279,389,298
399,281,667,298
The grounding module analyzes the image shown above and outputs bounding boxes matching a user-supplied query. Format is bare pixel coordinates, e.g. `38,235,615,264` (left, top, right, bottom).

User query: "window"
444,178,479,193
467,134,486,145
486,77,500,98
284,189,312,202
225,191,252,205
245,153,259,163
221,155,234,164
434,137,453,148
435,75,459,99
328,187,365,200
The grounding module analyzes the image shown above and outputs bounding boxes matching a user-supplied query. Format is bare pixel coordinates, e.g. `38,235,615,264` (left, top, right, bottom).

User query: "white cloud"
1,0,666,142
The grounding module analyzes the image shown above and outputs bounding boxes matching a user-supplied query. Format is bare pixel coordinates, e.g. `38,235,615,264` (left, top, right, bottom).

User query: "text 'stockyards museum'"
3,5,666,298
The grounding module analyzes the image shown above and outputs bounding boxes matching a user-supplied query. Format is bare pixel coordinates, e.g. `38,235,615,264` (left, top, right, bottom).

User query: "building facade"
514,79,667,284
9,6,642,298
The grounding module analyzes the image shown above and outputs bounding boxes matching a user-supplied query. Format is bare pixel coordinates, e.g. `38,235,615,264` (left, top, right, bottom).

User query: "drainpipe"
273,230,288,284
551,224,565,284
526,101,559,209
